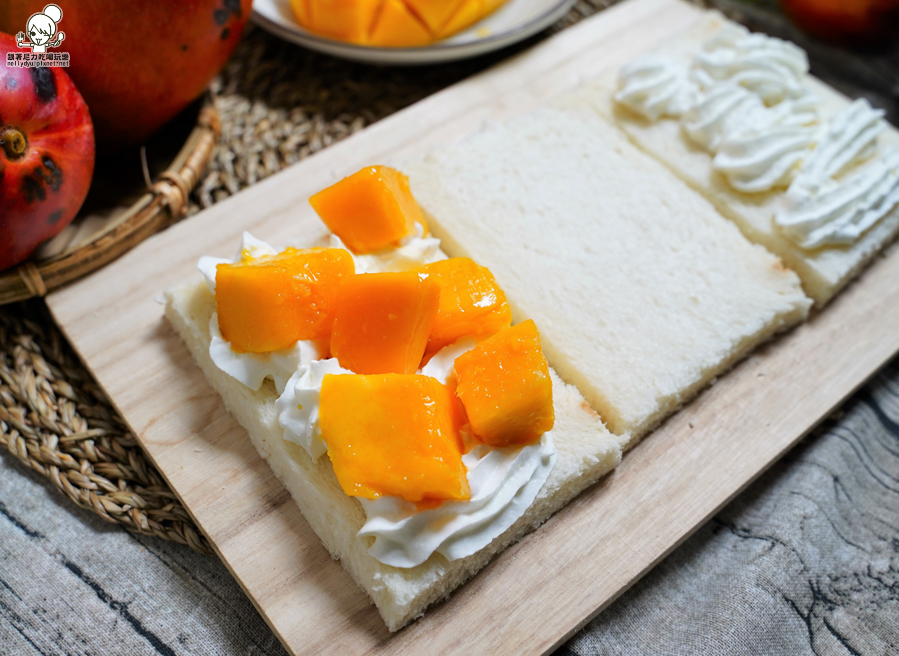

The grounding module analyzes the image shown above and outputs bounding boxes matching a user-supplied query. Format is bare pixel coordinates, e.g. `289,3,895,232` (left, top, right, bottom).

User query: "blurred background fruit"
0,32,95,271
778,0,899,47
0,0,252,148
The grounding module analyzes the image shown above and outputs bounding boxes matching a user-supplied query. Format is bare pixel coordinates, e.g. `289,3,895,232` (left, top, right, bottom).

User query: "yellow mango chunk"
289,0,312,26
320,373,470,501
403,0,465,33
453,320,554,446
288,0,510,45
331,271,440,374
216,248,355,353
418,257,512,355
306,0,382,43
309,166,425,254
438,0,484,37
369,0,433,47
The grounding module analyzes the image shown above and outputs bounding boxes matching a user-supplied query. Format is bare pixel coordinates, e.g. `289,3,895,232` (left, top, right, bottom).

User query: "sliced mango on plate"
370,0,434,46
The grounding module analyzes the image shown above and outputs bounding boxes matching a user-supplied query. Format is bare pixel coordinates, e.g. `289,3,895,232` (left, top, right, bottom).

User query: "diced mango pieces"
309,166,424,254
289,0,312,26
306,0,382,42
331,271,440,374
289,0,510,46
453,320,554,446
403,0,466,32
319,373,470,501
216,248,354,353
418,257,511,354
369,0,433,47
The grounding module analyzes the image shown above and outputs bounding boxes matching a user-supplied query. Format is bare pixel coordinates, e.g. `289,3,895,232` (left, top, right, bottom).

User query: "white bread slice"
572,13,899,307
164,275,621,632
403,106,811,444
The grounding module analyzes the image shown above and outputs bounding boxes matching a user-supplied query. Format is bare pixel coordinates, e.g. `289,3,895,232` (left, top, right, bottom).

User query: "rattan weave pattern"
0,301,212,553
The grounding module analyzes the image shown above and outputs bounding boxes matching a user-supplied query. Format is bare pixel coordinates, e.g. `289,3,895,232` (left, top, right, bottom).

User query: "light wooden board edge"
44,0,899,653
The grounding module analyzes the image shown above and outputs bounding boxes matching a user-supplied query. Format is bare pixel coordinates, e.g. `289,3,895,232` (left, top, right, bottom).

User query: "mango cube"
331,271,440,374
418,257,512,354
319,374,470,501
289,0,311,26
453,320,554,446
215,248,354,353
309,166,424,254
403,0,466,32
369,0,433,47
289,0,511,46
306,0,381,42
438,0,484,37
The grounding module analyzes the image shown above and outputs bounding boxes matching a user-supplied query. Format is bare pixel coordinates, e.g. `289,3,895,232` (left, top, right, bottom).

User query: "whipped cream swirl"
711,93,820,192
773,99,895,249
198,232,323,393
615,26,898,247
695,25,807,104
276,359,353,461
682,83,766,151
327,222,445,274
208,313,323,394
419,337,478,384
714,124,818,193
797,98,886,182
615,55,696,121
776,147,899,249
358,433,556,568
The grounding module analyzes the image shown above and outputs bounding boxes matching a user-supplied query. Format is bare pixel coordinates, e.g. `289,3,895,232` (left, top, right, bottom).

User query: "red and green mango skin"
0,32,95,271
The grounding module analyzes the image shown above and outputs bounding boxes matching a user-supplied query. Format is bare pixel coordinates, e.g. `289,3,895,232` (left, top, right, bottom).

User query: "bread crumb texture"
405,106,810,444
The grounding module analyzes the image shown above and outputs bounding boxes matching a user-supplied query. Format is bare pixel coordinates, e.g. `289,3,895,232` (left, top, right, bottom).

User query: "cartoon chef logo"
16,4,66,53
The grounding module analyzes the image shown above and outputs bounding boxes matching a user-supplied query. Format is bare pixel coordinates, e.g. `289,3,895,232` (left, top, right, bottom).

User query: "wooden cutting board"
45,0,899,653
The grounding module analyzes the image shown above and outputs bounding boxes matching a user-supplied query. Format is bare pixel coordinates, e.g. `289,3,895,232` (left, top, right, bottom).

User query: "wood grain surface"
43,0,899,654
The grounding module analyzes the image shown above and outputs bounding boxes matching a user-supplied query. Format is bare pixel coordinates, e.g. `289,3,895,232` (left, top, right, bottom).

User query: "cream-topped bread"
573,13,899,307
403,106,811,444
165,274,621,632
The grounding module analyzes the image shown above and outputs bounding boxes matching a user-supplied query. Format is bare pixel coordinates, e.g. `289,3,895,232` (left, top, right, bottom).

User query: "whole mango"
0,32,94,272
0,1,251,147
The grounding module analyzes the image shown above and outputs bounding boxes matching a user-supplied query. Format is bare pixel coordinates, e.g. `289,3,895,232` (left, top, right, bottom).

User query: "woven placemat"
0,0,636,555
0,300,211,553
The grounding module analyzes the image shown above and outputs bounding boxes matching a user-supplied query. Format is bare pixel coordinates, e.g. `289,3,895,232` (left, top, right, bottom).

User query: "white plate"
251,0,577,65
